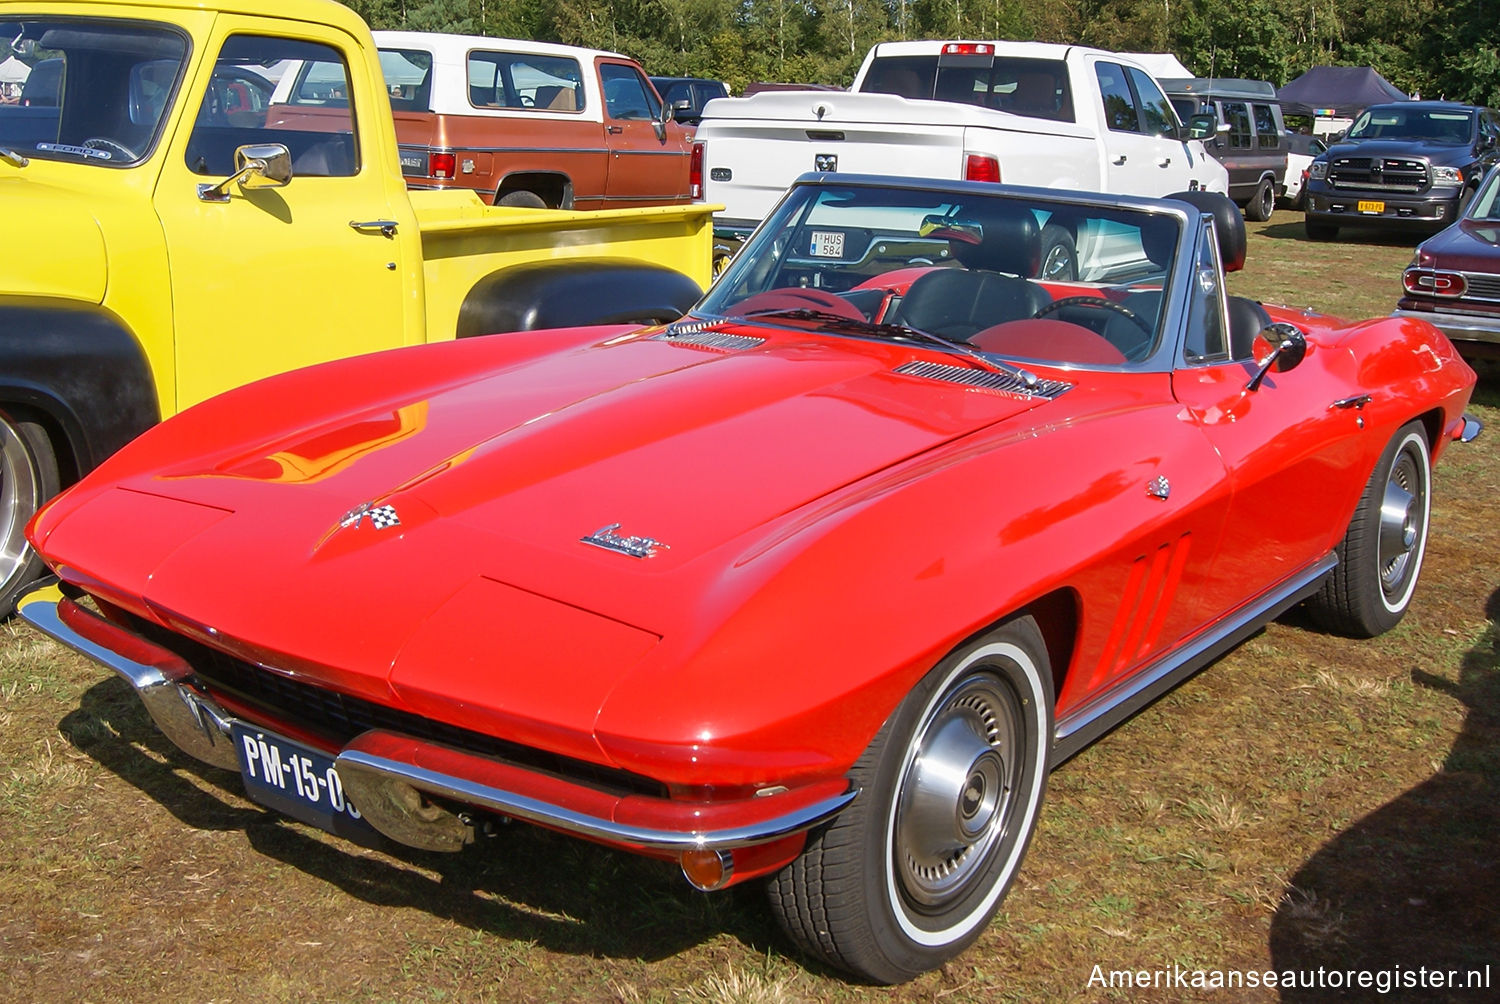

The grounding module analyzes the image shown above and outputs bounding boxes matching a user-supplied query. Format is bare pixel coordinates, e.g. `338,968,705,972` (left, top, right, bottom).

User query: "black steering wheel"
1033,295,1154,358
82,137,139,162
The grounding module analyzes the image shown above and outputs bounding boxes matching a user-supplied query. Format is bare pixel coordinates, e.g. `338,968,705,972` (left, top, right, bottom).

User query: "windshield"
699,184,1182,369
1466,168,1500,220
0,17,187,165
1346,107,1474,144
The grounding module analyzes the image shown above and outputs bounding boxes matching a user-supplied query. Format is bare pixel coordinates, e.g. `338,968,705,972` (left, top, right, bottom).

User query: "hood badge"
581,523,670,559
1146,475,1171,501
339,501,401,531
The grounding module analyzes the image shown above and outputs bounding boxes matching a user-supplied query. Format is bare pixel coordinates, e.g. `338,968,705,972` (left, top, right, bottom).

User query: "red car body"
21,177,1478,983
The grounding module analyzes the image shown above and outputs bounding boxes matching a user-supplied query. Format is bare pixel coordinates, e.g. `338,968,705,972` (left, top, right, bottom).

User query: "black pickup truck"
1303,101,1500,240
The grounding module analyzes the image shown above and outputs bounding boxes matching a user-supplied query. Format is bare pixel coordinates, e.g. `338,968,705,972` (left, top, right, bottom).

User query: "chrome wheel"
894,673,1020,908
0,415,40,588
1308,422,1430,637
0,412,55,615
770,617,1051,983
1377,433,1428,611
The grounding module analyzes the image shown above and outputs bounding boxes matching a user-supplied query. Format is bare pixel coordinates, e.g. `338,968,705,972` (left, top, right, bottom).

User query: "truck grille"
1328,157,1428,193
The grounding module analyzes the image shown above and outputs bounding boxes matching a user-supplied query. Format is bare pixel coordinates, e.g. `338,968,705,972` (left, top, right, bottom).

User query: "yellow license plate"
1357,200,1385,214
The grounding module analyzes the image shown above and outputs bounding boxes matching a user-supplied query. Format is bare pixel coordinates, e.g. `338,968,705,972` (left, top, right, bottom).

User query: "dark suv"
1304,101,1500,240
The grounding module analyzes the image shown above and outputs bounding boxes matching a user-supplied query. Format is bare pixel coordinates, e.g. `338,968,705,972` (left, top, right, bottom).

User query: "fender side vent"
894,360,1071,399
652,327,765,352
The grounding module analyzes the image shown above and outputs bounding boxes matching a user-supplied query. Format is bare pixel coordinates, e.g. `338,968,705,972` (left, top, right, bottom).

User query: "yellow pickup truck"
0,0,715,611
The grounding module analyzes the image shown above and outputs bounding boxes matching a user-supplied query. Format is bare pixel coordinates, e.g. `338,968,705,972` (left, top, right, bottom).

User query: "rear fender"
456,259,703,338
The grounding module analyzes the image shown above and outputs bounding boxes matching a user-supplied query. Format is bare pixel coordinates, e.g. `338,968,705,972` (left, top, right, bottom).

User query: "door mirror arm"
198,143,292,203
1245,322,1309,392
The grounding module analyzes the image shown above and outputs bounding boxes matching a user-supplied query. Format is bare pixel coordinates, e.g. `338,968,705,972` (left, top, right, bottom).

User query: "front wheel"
0,412,60,616
1307,421,1430,637
769,616,1053,983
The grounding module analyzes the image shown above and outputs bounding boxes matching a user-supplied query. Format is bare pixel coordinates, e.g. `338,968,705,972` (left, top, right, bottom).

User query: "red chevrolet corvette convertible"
20,176,1479,983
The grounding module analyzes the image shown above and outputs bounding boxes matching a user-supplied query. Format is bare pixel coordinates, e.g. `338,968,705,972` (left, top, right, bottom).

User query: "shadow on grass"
1269,588,1500,999
57,677,788,967
1252,219,1428,247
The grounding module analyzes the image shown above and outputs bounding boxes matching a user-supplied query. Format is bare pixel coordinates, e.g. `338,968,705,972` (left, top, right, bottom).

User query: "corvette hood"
51,328,1052,621
37,328,1056,759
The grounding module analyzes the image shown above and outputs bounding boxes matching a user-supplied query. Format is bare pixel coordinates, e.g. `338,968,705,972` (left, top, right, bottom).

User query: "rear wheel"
0,412,59,615
768,616,1052,983
1307,422,1430,637
1244,178,1275,222
497,189,547,208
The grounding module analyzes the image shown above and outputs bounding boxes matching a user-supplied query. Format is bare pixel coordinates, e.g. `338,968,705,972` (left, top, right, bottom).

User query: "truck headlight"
1432,166,1463,185
1309,161,1328,180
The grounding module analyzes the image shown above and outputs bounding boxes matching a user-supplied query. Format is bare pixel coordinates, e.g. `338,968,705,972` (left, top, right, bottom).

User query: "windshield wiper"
743,307,1040,388
0,147,28,168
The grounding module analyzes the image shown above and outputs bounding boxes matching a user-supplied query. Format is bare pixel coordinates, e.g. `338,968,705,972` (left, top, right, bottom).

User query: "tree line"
345,0,1497,106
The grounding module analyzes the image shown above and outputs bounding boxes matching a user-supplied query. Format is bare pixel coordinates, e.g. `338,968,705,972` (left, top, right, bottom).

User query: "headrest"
930,203,1042,276
1165,190,1246,272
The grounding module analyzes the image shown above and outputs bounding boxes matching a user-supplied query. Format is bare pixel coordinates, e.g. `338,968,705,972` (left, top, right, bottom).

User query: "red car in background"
20,176,1479,983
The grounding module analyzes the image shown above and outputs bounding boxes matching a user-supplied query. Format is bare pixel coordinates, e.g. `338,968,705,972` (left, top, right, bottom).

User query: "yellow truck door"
153,18,423,412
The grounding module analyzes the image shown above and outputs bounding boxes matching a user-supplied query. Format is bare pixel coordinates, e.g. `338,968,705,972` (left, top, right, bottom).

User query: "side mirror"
1186,112,1217,140
654,101,671,141
1246,322,1308,391
197,143,291,202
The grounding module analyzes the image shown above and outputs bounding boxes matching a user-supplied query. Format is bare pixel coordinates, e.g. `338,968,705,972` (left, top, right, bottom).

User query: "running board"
1051,553,1337,765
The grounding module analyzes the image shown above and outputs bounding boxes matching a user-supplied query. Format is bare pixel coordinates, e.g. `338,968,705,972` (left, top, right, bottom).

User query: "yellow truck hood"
0,177,107,303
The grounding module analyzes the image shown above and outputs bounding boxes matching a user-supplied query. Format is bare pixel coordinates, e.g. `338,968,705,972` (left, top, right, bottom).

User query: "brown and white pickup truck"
374,30,693,209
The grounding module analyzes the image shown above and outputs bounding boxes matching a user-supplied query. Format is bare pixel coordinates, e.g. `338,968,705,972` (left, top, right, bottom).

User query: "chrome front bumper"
19,585,856,854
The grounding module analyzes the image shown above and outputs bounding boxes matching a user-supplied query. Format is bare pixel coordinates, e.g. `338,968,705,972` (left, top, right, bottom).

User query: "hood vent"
894,360,1071,400
653,323,765,353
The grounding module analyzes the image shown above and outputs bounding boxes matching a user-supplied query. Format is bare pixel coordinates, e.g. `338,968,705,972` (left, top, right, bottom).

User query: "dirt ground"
2,210,1496,1002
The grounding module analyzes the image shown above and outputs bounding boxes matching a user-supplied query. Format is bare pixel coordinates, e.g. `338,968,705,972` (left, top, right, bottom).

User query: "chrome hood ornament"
339,501,401,531
581,523,670,559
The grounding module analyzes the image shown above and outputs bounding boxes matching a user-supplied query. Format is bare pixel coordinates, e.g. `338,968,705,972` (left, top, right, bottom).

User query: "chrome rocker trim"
1051,553,1338,764
18,587,857,853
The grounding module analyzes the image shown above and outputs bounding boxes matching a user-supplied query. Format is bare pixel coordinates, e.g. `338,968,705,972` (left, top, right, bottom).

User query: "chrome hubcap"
895,675,1018,908
0,417,37,587
1041,245,1074,281
1377,445,1425,600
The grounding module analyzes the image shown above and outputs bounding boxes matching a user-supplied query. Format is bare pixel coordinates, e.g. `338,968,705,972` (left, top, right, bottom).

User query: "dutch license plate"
810,230,845,258
231,722,383,845
1357,200,1385,214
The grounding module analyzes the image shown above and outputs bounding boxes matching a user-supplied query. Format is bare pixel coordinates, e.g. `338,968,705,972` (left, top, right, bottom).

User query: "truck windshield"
1346,107,1474,144
0,17,187,166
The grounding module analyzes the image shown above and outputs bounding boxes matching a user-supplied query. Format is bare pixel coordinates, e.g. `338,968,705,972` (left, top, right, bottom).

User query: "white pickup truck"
694,39,1229,274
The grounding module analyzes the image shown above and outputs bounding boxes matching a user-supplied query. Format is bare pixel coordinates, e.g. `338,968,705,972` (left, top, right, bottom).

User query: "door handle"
1330,394,1372,410
1157,156,1172,167
349,219,398,238
1113,154,1127,165
607,125,624,134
